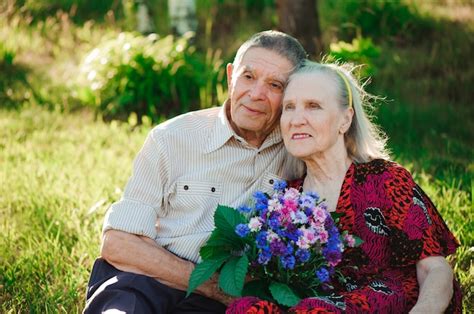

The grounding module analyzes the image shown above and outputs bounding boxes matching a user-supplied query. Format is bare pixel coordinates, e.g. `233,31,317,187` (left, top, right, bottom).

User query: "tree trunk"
276,0,322,58
168,0,198,36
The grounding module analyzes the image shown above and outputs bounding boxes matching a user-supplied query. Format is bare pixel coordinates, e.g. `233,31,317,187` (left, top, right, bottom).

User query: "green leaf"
199,244,230,260
353,235,364,247
186,256,227,297
243,280,273,301
214,204,245,235
269,282,301,307
218,255,249,296
330,212,343,221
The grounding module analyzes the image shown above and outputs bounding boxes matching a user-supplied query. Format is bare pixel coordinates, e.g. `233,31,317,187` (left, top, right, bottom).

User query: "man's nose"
249,81,266,100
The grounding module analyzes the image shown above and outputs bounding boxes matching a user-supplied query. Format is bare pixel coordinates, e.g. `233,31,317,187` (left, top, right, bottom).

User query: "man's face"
226,47,294,143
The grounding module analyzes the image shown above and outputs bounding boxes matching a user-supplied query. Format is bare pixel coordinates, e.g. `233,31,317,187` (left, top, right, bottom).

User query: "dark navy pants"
84,258,226,314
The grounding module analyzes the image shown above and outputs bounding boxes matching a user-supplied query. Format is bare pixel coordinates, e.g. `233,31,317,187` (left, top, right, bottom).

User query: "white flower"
248,217,262,232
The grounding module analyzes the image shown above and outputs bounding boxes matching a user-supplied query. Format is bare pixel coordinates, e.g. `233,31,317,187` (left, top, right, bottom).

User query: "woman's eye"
308,102,321,109
283,104,295,111
243,73,253,80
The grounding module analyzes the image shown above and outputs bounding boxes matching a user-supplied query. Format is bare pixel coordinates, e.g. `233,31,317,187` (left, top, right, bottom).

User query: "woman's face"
281,72,352,160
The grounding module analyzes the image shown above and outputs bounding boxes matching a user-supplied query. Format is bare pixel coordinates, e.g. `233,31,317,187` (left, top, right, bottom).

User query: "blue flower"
316,267,330,283
295,249,310,263
306,191,320,202
256,231,268,248
237,205,252,214
268,212,281,230
255,202,268,212
258,248,272,265
253,191,268,203
235,224,250,237
280,255,296,269
273,180,287,192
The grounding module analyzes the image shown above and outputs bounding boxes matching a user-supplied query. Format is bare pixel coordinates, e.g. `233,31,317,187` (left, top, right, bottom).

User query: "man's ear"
226,63,233,92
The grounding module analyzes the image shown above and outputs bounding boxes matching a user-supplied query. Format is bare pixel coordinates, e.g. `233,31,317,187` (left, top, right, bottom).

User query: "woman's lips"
291,133,312,139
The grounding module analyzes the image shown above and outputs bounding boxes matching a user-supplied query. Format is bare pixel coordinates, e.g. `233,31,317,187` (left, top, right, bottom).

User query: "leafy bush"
323,0,435,45
328,36,381,78
12,0,120,22
0,42,33,109
76,32,219,123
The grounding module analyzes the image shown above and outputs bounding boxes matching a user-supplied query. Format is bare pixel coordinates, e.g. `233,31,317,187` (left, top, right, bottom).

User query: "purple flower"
237,205,252,214
256,231,268,248
316,267,330,283
235,224,250,237
270,239,287,256
295,249,310,263
323,247,342,266
273,180,287,192
258,248,272,265
280,255,296,270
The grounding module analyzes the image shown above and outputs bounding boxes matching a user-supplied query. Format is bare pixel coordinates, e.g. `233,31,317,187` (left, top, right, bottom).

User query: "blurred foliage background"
1,0,472,312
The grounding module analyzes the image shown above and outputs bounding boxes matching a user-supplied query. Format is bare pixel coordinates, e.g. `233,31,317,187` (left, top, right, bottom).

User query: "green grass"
1,104,472,312
0,107,149,312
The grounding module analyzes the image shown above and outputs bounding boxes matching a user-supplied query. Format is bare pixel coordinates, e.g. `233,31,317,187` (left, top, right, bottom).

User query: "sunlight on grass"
1,106,472,311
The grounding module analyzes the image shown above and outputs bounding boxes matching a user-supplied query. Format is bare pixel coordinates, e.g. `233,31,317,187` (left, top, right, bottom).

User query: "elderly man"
84,30,307,313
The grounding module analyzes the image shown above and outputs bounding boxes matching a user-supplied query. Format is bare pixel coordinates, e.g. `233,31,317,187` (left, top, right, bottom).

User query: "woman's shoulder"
353,159,413,184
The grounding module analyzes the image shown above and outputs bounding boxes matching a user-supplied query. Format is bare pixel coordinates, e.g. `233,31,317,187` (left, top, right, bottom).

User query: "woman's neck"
303,146,352,186
302,147,352,211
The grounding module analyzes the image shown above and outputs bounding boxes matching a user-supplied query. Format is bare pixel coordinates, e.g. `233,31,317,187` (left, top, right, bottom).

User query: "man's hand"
101,230,235,304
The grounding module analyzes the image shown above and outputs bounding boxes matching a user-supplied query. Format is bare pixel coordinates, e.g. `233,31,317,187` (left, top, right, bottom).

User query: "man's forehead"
241,64,291,82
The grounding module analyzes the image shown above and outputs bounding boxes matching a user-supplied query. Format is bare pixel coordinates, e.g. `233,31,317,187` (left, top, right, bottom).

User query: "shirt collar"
206,99,283,153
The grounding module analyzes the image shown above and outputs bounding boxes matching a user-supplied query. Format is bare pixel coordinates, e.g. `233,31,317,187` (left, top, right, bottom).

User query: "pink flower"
318,230,329,243
283,199,298,212
313,206,327,223
344,234,356,247
284,188,300,201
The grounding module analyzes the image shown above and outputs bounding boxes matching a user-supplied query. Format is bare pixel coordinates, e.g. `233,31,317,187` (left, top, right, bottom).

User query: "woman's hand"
409,256,454,314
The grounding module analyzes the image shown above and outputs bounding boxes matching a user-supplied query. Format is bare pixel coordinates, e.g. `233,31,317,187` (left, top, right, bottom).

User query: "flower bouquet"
187,181,361,307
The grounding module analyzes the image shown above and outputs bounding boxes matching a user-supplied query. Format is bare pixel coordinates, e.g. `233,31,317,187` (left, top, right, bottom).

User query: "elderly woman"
227,61,462,313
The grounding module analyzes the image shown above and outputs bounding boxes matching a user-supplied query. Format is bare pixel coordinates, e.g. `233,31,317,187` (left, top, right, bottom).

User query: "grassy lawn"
1,103,472,312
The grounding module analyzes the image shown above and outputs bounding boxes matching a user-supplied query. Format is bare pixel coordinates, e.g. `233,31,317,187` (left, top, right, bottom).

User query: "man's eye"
243,73,253,80
270,82,283,90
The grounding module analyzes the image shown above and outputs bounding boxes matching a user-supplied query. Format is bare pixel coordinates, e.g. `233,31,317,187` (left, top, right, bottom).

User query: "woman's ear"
340,107,354,134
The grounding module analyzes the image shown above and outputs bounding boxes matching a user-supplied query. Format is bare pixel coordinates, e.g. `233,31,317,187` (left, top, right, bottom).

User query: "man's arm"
101,229,235,305
409,256,454,314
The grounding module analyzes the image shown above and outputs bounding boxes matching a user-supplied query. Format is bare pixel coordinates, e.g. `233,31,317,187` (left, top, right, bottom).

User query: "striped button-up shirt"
103,102,304,263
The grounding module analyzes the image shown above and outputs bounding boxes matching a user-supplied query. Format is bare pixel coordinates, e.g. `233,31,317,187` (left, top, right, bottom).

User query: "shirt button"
269,179,274,184
184,185,189,190
211,187,216,192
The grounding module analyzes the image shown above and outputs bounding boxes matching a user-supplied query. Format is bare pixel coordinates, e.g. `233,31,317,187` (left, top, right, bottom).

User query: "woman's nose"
290,108,307,126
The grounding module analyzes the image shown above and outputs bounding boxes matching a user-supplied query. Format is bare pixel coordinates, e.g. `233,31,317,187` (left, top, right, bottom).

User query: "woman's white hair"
288,60,390,163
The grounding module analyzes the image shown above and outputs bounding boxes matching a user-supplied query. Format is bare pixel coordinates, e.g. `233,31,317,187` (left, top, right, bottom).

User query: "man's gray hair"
233,30,307,70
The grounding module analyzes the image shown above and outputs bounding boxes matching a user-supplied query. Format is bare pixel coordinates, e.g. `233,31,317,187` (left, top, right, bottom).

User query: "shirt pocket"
259,172,284,195
169,180,223,233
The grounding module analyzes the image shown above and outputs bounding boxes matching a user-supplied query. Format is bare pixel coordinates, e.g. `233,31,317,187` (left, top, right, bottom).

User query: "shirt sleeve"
386,164,459,267
102,129,170,239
